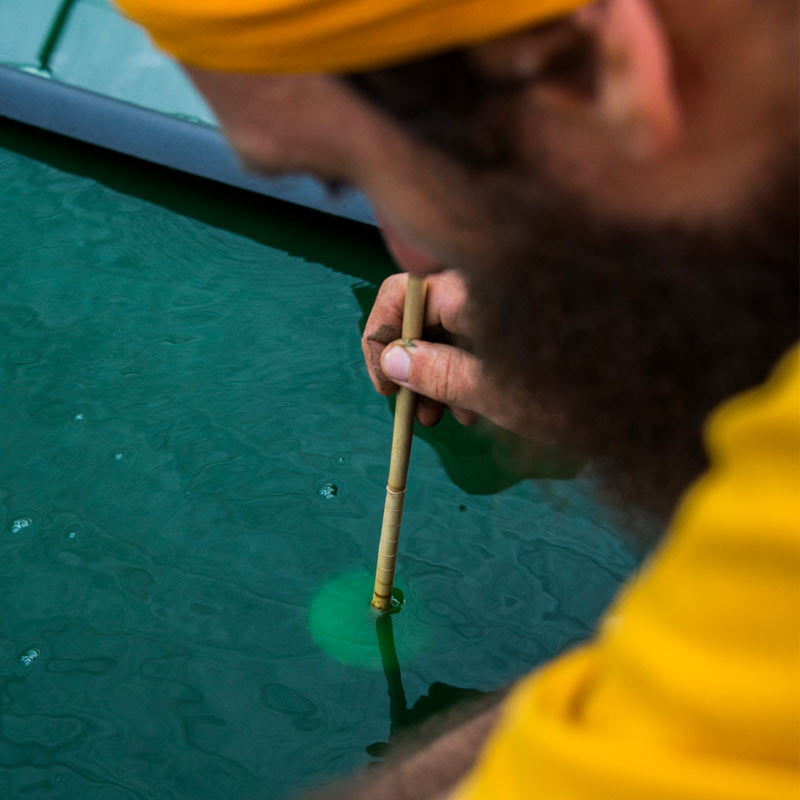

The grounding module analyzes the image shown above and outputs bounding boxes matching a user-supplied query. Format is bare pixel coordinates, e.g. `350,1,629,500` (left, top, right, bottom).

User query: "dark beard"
465,150,799,523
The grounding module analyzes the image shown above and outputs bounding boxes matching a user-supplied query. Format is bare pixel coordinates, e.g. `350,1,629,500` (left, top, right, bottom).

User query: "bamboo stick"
371,275,427,611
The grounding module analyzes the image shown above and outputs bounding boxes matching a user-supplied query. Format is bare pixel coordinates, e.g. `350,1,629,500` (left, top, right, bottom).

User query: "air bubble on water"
318,482,338,499
67,531,77,540
11,518,31,534
391,588,405,611
111,447,134,462
331,452,350,468
74,413,84,421
19,648,40,667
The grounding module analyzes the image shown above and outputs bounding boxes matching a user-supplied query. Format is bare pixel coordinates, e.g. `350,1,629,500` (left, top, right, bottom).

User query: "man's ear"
574,0,683,161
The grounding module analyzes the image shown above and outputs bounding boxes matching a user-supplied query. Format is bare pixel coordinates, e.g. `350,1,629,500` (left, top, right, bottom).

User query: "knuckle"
365,273,406,343
431,349,460,406
384,272,406,289
378,272,405,303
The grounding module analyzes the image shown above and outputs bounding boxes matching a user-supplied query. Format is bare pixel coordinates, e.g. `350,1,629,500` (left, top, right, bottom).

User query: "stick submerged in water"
371,275,427,611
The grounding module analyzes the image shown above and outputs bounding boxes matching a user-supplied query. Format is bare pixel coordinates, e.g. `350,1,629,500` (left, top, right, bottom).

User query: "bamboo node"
371,274,426,615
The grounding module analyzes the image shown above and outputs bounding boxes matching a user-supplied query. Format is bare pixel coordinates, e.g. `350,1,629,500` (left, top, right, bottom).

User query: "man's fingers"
449,407,481,426
362,273,407,395
416,395,446,427
381,339,484,418
362,271,472,396
364,335,400,396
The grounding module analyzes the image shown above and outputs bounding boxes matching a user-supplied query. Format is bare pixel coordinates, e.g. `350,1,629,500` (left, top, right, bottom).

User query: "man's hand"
362,271,535,435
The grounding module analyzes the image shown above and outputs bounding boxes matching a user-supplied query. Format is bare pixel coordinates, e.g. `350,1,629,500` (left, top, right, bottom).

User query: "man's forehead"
187,69,331,107
186,68,377,138
185,67,408,181
115,0,591,74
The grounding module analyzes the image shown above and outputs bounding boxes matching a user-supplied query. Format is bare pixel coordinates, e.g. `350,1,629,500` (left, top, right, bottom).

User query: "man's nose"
378,218,442,276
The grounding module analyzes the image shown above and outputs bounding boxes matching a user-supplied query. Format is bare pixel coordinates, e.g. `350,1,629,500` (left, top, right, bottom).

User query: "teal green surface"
0,125,643,799
0,1,216,124
50,0,216,123
0,0,63,67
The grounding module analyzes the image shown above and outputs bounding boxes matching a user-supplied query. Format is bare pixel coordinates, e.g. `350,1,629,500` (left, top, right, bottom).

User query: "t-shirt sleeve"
453,346,800,800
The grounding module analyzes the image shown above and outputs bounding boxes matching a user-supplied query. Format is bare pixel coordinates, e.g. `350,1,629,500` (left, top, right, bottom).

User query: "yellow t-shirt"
454,346,800,800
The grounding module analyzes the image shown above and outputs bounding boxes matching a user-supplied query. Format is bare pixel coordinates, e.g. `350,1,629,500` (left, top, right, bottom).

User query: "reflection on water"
367,609,495,762
0,123,645,799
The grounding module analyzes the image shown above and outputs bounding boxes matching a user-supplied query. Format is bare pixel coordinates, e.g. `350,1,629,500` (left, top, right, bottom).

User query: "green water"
0,123,643,799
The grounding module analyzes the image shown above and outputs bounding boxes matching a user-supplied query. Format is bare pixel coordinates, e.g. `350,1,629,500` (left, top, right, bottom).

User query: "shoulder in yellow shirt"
455,345,800,800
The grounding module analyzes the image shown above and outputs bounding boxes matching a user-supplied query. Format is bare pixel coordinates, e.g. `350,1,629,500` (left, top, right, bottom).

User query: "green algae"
308,571,427,671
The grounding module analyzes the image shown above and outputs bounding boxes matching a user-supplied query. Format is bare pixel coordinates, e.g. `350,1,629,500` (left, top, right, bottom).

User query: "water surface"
0,125,643,799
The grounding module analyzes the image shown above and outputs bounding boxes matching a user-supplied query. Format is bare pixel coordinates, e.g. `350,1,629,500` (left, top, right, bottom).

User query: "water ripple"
0,139,643,799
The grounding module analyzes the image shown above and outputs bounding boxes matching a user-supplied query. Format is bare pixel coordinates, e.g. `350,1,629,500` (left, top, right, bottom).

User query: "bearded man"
114,1,799,798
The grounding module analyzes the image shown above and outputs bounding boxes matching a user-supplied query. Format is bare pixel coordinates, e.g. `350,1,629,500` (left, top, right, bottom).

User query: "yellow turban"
115,0,591,74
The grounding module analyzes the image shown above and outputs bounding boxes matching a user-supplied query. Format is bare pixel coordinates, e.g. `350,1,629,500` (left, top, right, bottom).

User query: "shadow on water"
365,609,499,762
0,118,582,497
0,118,392,286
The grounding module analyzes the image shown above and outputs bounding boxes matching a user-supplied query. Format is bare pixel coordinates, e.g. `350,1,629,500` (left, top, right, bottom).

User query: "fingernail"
382,345,411,382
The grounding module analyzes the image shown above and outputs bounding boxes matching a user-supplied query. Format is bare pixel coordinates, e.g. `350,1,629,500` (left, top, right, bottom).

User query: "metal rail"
38,0,78,73
0,65,376,226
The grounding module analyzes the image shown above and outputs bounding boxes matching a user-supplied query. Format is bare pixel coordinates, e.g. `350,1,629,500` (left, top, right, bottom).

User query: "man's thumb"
380,339,481,412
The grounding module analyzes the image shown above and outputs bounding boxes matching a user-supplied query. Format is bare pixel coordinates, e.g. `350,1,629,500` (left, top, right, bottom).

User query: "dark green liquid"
0,124,643,799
